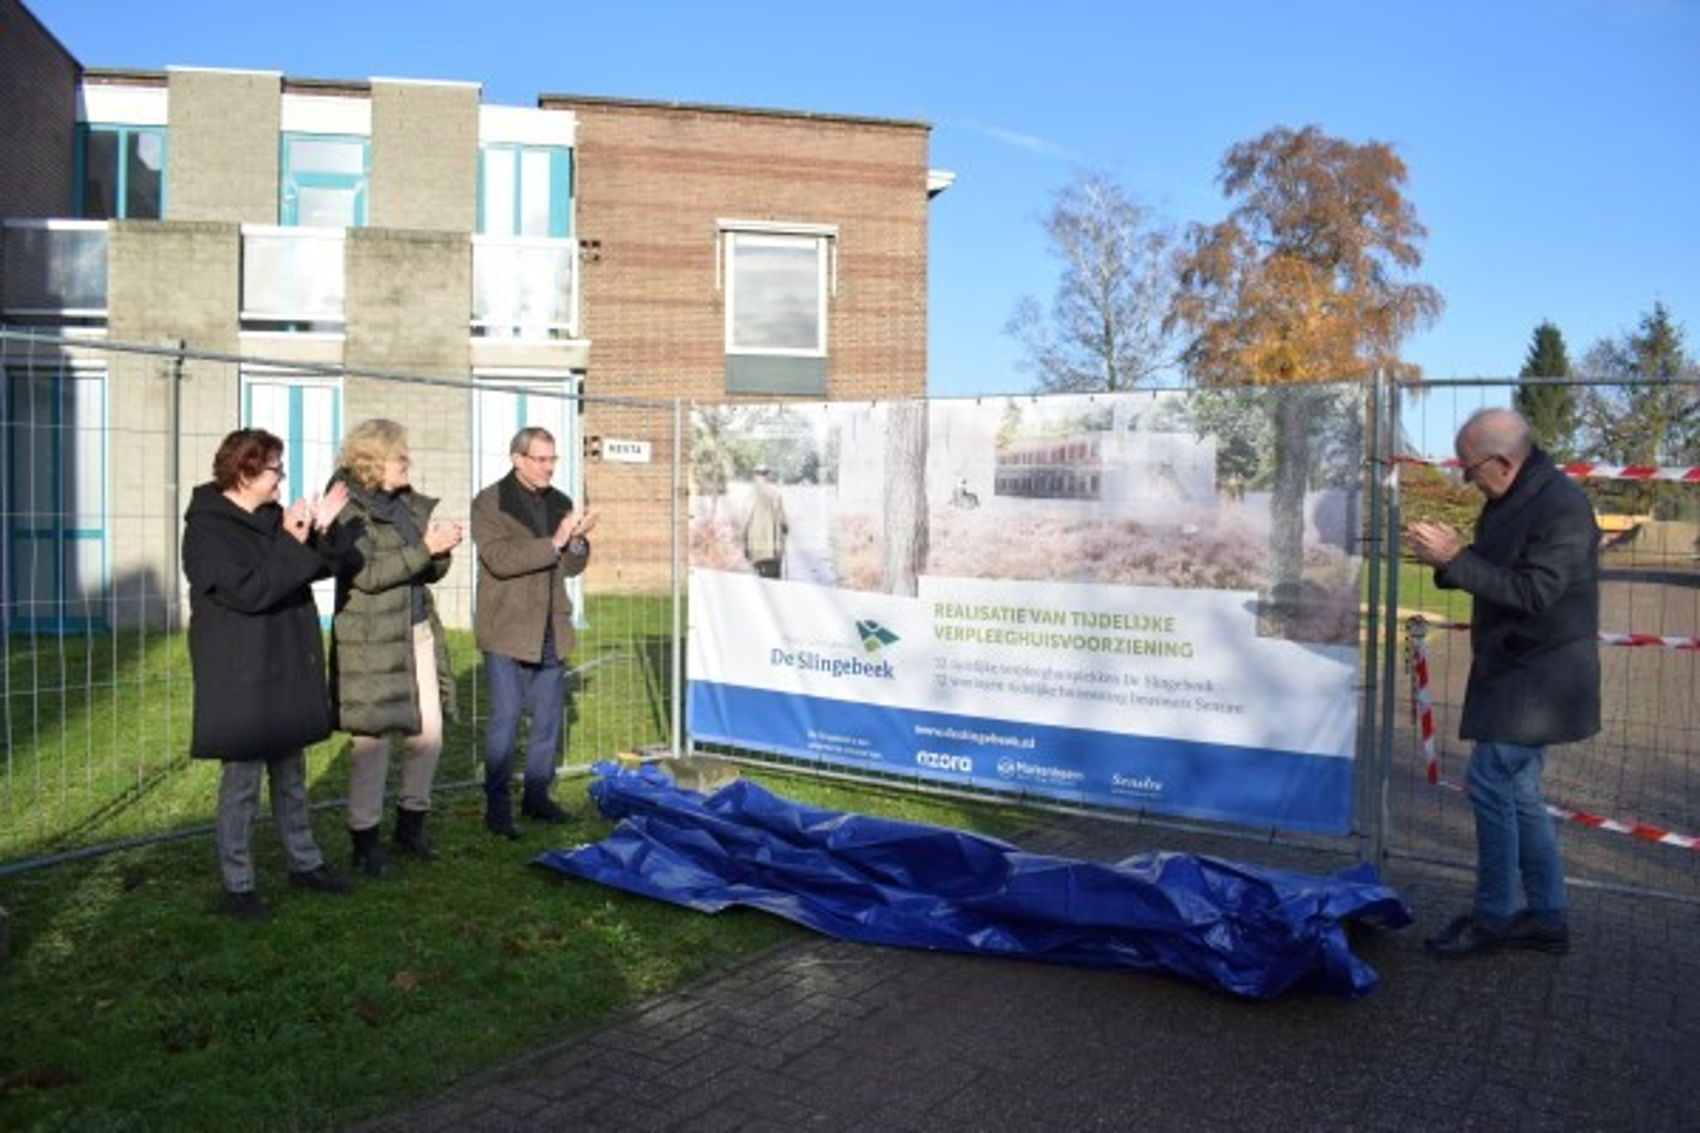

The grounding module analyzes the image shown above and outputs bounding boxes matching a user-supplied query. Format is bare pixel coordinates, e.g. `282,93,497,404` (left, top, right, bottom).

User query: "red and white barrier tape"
1407,618,1440,784
1405,615,1699,851
1543,801,1700,851
1408,616,1700,651
1394,454,1700,483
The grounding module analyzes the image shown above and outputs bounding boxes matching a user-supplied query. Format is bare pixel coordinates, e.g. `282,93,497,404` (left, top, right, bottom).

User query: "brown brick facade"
0,0,79,216
541,97,934,591
543,97,931,406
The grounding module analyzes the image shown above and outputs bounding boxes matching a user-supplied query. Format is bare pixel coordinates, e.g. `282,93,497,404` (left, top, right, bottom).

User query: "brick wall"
540,97,934,592
543,97,932,406
0,0,79,216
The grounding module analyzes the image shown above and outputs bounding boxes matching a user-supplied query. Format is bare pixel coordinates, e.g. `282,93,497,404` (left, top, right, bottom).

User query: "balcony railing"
472,235,580,339
1,220,108,320
241,225,346,328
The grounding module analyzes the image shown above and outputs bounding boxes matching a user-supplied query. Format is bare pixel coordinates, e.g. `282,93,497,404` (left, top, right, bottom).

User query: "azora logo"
916,750,972,773
856,619,900,653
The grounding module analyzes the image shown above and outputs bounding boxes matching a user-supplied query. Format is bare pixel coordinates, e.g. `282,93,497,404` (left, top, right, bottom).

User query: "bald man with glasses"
1405,407,1600,958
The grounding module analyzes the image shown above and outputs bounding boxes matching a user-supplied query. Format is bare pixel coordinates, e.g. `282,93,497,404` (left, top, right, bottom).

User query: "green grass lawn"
1,596,676,864
1362,558,1472,626
0,768,1030,1131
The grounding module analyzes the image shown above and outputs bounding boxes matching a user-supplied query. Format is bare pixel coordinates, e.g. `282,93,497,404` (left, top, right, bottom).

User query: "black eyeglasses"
263,464,286,479
1460,455,1500,480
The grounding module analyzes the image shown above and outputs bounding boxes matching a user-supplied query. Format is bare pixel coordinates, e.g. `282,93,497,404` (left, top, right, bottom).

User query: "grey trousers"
216,750,325,893
346,622,444,830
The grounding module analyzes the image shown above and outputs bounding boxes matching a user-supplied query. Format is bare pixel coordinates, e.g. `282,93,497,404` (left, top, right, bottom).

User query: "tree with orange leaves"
1170,125,1441,631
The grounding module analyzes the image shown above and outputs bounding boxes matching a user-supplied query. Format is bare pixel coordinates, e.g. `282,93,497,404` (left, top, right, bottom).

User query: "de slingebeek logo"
856,619,900,653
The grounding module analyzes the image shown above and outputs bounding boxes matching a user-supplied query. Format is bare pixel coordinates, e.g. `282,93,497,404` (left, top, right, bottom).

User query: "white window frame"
716,220,837,358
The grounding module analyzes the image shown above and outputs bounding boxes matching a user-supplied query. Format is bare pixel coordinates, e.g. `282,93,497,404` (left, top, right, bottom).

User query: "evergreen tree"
1513,321,1579,458
1579,303,1699,465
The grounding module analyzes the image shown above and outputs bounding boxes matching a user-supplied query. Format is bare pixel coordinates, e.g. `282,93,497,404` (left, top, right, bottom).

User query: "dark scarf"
352,482,428,624
496,470,572,537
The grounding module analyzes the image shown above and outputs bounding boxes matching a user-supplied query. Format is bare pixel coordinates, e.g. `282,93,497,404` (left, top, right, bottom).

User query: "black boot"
392,806,438,862
484,792,521,840
520,782,570,824
350,825,395,879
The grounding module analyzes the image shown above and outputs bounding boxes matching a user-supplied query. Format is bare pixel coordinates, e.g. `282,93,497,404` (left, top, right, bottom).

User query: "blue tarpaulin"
536,762,1413,999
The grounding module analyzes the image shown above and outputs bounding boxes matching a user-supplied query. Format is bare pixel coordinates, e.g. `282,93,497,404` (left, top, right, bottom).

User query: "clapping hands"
283,499,314,544
425,520,464,556
553,507,600,549
313,481,350,532
283,481,351,544
1404,520,1465,568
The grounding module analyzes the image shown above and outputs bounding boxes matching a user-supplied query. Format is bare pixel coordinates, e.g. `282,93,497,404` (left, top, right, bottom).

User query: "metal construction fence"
0,329,681,869
1383,377,1699,903
1,331,1694,904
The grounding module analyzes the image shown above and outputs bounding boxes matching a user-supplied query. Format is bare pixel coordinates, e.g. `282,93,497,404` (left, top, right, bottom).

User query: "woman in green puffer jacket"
328,419,462,876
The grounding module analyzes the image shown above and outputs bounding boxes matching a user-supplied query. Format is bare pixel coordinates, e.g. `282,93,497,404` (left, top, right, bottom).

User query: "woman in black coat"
183,428,356,920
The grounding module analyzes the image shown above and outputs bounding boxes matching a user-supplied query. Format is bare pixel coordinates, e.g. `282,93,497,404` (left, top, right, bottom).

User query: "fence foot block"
662,756,741,793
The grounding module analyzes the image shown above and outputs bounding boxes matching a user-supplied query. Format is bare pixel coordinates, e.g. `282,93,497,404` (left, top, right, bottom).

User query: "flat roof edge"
538,93,930,132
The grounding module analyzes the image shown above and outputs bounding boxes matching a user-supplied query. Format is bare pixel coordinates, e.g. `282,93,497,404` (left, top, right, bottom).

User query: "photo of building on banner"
686,387,1365,834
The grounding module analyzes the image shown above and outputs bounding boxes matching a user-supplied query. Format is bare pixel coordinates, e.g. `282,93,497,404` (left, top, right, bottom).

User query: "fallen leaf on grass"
0,1068,82,1096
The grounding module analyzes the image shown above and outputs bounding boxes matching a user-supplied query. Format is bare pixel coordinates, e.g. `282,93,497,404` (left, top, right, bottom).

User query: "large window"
720,222,835,395
281,134,369,227
78,125,166,220
725,231,830,355
479,145,572,238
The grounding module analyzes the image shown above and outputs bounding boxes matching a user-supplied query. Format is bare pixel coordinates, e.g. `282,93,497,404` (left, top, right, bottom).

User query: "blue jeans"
1465,741,1567,928
483,633,565,802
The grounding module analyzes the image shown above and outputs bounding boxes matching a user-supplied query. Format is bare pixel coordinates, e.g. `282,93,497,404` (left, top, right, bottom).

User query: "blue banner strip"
688,681,1353,835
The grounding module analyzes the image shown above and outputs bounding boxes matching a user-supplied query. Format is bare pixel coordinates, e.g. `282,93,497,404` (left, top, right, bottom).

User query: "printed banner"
686,389,1365,835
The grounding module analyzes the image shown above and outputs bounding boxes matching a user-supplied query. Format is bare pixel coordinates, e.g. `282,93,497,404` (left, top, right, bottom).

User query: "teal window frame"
280,133,369,227
476,144,572,237
3,366,111,635
74,123,168,220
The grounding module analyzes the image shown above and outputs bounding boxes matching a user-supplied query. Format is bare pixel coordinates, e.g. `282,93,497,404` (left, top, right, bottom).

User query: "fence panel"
7,335,1694,908
681,386,1383,860
0,330,680,867
1388,378,1699,901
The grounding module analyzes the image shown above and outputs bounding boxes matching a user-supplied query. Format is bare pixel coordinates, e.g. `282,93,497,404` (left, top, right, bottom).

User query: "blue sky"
27,0,1700,453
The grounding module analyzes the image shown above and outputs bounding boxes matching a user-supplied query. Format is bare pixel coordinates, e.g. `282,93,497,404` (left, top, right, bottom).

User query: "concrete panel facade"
106,220,243,626
165,69,281,224
369,81,479,233
344,226,474,621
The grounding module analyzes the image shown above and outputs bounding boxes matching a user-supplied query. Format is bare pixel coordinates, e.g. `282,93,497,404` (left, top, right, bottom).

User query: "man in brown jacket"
471,427,597,838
